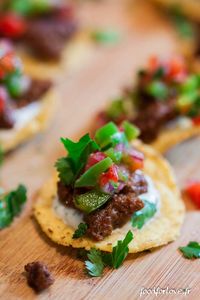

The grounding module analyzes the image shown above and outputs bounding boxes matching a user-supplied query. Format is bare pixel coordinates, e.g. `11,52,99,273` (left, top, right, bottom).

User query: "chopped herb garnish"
179,241,200,259
55,134,99,185
131,200,157,229
73,223,88,239
85,248,104,277
85,231,133,277
0,145,4,167
103,230,133,269
91,29,121,45
0,184,27,229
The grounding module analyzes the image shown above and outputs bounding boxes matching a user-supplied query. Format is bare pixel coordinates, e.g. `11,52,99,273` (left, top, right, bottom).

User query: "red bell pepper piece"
185,182,200,209
192,116,200,126
0,14,26,38
99,165,119,186
85,152,106,170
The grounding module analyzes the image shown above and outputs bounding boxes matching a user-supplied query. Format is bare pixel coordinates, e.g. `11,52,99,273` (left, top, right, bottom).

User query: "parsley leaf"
131,200,157,229
91,29,121,45
55,157,74,185
0,184,27,229
73,223,88,239
85,248,104,277
179,241,200,259
0,144,4,167
55,134,99,185
103,230,133,269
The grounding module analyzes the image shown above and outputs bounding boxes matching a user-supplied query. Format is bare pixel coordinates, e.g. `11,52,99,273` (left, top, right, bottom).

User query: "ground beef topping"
85,172,147,241
24,261,54,292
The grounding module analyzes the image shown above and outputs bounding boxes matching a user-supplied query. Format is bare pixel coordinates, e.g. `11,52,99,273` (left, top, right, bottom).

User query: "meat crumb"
24,261,54,292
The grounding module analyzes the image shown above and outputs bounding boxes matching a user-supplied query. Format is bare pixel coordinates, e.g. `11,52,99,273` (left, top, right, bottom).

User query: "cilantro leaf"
73,223,88,239
85,248,104,277
179,241,200,259
55,134,99,185
131,200,157,229
0,144,4,167
91,30,121,45
0,184,27,229
55,157,74,185
103,230,133,269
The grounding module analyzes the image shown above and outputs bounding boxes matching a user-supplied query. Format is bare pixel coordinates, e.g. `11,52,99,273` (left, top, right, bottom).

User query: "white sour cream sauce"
165,116,193,130
53,174,160,230
0,102,41,139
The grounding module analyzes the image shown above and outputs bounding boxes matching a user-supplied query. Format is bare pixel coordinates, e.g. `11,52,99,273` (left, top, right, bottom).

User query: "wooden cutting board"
0,1,200,299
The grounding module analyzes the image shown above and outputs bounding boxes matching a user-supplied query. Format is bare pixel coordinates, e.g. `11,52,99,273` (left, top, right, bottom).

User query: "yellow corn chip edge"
34,141,185,253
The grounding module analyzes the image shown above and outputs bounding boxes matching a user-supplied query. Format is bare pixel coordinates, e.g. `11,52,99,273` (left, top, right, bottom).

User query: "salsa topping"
0,40,51,129
99,56,200,143
55,122,159,241
0,0,77,60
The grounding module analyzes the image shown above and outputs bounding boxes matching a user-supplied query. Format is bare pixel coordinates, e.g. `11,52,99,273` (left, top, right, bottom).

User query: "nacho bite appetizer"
0,0,90,77
0,40,55,152
98,56,200,153
34,122,184,253
150,0,200,65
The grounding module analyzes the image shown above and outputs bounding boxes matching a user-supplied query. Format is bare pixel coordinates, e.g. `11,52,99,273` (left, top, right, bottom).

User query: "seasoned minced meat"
85,172,147,241
24,261,54,292
17,79,52,107
23,12,77,60
57,181,74,207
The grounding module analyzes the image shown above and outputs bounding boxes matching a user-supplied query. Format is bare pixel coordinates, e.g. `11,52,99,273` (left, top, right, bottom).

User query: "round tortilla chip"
151,0,200,22
151,126,200,153
0,88,56,152
34,142,185,253
20,32,93,79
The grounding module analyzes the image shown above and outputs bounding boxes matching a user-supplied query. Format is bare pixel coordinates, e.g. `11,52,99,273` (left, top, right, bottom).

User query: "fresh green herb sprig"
73,223,88,239
179,241,200,259
85,230,133,277
0,184,27,229
91,29,121,45
131,200,157,229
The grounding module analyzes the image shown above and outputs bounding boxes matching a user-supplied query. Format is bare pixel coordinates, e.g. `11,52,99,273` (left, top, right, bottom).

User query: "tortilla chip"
34,141,185,253
0,88,56,152
151,0,200,22
20,32,93,79
151,126,200,153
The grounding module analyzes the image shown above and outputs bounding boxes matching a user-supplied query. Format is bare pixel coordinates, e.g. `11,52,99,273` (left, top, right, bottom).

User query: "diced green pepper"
181,75,200,93
4,72,24,98
106,98,125,120
146,81,168,100
7,0,50,16
104,147,122,163
74,191,110,213
75,157,113,188
95,122,118,148
122,121,140,141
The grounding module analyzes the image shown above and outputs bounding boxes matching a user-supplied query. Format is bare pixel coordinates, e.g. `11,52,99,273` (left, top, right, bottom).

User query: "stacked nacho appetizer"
98,56,200,153
34,122,184,254
0,40,55,151
151,0,200,66
0,0,91,77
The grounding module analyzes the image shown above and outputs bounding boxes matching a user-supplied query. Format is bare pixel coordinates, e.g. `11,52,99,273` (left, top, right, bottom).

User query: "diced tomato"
123,148,144,171
0,53,15,74
192,116,200,126
148,56,159,73
167,57,187,82
0,14,26,38
99,165,119,186
0,87,7,113
85,152,106,170
185,182,200,209
56,5,75,20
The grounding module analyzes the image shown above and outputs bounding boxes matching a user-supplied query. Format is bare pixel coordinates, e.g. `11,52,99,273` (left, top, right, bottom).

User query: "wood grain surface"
0,1,200,299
